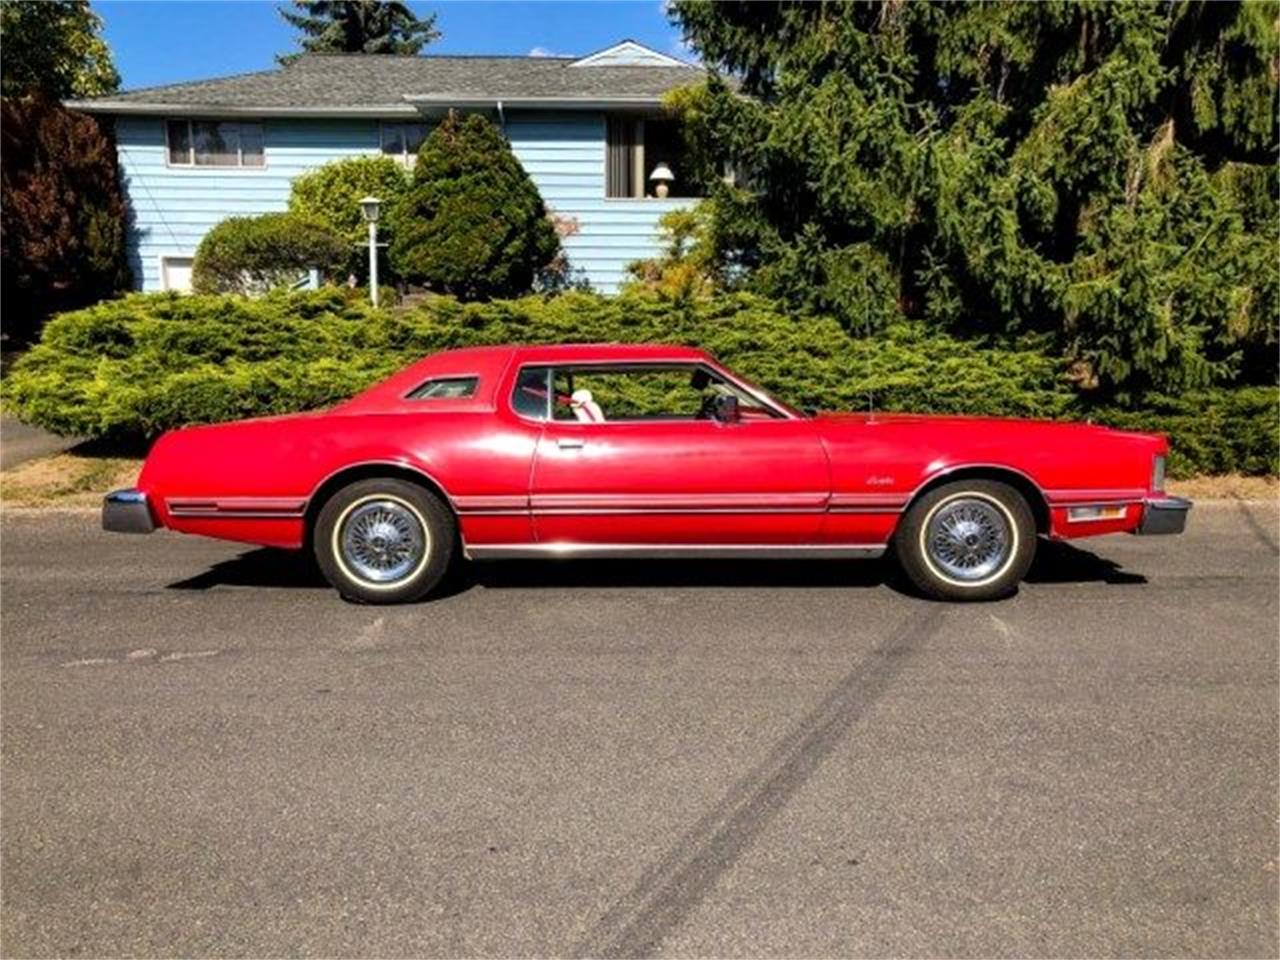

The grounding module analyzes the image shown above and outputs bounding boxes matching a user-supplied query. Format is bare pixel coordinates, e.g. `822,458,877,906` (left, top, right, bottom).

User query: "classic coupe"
103,343,1189,602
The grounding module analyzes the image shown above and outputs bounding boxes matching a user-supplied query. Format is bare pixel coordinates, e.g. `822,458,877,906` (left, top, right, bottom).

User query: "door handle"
557,438,585,450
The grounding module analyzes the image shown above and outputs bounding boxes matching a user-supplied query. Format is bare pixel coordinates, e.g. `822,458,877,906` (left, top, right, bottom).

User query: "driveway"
0,416,80,470
1,502,1276,957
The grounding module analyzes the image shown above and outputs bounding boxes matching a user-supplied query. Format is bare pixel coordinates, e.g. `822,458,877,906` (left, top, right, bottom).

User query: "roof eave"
63,100,421,118
403,94,668,113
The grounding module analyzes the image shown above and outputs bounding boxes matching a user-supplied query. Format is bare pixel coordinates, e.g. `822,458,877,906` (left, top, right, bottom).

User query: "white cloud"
528,46,563,58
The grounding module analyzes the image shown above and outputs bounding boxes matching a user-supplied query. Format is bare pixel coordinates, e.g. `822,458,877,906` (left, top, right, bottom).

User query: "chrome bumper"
1136,496,1192,535
102,488,155,534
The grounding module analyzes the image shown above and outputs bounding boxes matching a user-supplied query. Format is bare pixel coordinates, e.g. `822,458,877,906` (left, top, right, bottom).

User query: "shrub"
287,155,410,248
0,93,131,344
4,288,1275,477
191,212,350,294
387,112,561,299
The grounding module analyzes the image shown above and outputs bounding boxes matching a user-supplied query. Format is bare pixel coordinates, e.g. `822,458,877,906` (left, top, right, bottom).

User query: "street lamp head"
359,196,381,223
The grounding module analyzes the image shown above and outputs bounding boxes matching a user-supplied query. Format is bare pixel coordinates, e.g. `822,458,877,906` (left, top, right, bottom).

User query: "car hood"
814,410,1132,434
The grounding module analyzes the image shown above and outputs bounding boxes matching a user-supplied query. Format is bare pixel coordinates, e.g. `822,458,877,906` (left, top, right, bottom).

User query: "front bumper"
1136,496,1192,535
103,488,155,534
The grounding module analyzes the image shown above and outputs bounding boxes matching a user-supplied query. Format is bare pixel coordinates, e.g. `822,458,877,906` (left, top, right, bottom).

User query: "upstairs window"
605,116,698,199
381,122,428,165
167,120,264,167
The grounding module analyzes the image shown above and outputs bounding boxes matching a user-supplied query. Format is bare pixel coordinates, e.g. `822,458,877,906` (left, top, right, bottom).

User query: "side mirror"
712,394,741,423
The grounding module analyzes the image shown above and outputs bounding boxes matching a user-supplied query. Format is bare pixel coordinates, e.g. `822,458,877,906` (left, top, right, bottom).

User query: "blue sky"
92,0,692,90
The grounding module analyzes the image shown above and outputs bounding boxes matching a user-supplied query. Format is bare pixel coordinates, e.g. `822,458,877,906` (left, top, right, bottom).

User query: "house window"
166,120,264,167
381,122,428,165
605,116,697,199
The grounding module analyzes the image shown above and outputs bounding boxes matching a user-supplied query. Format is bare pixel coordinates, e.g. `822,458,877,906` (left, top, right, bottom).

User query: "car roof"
338,343,713,414
511,343,711,364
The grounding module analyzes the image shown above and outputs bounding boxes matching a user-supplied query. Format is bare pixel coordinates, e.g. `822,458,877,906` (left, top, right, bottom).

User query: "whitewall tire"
313,478,455,604
894,479,1036,601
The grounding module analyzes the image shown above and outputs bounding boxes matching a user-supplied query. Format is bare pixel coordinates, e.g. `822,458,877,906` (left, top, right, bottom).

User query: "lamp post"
359,195,381,307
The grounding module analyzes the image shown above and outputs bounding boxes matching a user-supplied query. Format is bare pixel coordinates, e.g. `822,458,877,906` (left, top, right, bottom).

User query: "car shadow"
1025,538,1147,586
165,536,1146,597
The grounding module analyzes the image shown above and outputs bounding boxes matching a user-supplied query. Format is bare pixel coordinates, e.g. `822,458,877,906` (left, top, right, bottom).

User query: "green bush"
287,155,410,249
387,112,561,299
3,288,1275,477
191,212,350,294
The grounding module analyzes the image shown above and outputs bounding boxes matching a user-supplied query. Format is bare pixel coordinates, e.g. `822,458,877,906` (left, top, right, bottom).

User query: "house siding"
115,113,694,295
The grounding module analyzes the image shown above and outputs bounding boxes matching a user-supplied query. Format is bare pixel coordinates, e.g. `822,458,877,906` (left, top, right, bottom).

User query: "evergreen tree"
669,0,1278,401
277,0,439,63
388,112,561,300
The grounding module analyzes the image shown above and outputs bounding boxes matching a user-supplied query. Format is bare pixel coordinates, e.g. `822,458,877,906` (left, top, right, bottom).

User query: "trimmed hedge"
287,155,410,248
3,289,1275,477
192,212,350,294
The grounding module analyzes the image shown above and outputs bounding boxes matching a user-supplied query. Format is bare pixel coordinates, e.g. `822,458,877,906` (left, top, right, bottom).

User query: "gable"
570,40,690,69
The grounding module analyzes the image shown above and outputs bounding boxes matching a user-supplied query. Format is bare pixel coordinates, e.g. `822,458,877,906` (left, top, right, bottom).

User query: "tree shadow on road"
165,536,1146,597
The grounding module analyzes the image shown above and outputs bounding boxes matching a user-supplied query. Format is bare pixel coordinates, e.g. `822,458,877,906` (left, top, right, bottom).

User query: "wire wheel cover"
340,499,426,583
926,497,1012,582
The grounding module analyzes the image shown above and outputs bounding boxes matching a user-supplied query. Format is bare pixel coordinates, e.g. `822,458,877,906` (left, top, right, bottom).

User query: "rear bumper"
1136,496,1192,535
102,488,155,534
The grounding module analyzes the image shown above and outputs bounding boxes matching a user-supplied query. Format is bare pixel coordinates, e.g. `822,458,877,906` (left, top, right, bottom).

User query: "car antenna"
863,271,875,421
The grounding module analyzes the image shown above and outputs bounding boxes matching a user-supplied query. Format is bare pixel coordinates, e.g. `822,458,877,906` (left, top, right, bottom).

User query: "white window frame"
158,255,195,293
164,119,267,170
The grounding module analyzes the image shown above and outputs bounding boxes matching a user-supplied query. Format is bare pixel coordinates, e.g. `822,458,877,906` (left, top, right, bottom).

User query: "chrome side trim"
465,542,887,560
166,497,307,519
1044,487,1148,505
828,492,910,513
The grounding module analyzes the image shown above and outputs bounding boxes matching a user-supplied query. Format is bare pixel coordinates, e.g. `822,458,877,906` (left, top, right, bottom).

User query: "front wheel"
313,478,455,604
893,479,1036,601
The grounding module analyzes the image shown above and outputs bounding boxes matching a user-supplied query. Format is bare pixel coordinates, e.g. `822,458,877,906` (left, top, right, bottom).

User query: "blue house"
67,41,704,294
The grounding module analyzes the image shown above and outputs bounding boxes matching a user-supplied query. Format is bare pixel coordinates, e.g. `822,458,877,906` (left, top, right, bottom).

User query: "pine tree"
387,113,561,300
277,1,439,63
669,0,1278,402
0,0,119,98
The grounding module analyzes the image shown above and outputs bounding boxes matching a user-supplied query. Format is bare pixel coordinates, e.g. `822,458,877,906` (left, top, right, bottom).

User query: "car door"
523,363,830,547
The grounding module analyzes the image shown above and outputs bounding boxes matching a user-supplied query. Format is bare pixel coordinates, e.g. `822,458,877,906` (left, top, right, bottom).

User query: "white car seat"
570,389,605,423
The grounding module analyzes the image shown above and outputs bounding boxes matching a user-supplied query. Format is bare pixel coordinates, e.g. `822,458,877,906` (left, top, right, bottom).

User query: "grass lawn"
1,454,142,507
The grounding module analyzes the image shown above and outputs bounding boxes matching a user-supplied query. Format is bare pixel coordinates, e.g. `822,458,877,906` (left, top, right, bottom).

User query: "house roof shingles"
69,52,703,115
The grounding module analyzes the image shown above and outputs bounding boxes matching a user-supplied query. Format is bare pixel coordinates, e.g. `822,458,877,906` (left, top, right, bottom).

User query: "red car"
103,343,1190,602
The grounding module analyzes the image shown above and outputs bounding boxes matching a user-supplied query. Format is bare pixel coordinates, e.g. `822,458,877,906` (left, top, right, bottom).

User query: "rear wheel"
313,478,455,604
894,479,1035,601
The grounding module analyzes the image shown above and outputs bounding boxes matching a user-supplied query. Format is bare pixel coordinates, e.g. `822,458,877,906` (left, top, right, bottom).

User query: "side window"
552,367,704,421
406,376,478,400
512,366,551,420
544,364,778,422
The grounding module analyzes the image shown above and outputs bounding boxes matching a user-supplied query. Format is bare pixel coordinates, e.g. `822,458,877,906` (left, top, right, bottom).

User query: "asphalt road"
2,502,1277,958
